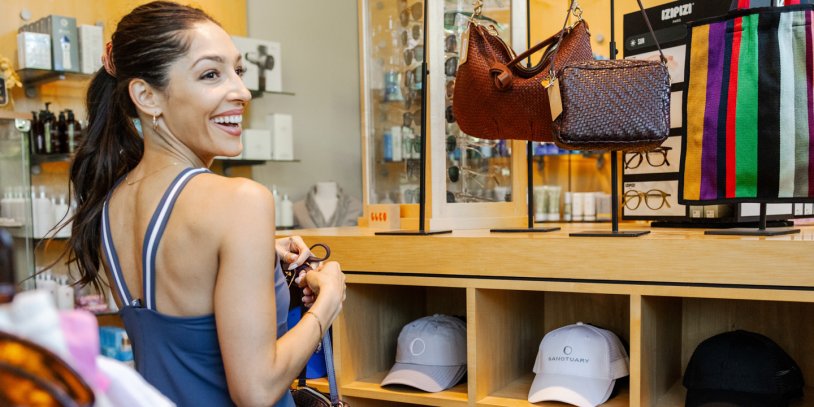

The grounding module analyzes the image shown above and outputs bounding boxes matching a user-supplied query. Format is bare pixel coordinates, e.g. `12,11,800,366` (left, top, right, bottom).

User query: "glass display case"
360,0,531,229
0,112,34,286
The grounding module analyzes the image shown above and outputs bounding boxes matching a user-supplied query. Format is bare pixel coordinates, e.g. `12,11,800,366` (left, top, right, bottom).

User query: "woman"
66,2,346,405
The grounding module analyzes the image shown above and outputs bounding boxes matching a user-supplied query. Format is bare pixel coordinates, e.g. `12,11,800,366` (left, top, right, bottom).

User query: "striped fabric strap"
322,330,341,405
101,197,133,306
142,167,210,310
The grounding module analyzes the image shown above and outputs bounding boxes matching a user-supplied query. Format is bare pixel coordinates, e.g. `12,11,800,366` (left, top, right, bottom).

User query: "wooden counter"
283,224,814,407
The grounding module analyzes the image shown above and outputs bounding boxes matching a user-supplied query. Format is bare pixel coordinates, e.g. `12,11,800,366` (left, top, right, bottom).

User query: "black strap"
635,0,667,64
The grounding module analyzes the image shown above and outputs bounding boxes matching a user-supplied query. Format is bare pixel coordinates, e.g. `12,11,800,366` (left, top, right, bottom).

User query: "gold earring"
152,113,159,130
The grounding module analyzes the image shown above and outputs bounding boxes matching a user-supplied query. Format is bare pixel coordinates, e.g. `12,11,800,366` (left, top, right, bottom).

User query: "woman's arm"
213,180,344,406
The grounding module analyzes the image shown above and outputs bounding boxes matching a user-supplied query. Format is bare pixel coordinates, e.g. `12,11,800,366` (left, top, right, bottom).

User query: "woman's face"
158,21,251,161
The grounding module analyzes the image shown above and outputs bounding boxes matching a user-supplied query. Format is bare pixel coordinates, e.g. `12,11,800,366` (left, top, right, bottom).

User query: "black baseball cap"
683,330,804,407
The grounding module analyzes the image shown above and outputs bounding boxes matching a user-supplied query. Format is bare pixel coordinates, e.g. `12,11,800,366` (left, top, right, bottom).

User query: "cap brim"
686,389,790,407
528,373,615,407
380,362,466,393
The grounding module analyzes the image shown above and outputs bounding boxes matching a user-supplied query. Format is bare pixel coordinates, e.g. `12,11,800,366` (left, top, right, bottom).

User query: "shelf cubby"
471,289,630,406
336,284,467,406
641,296,814,407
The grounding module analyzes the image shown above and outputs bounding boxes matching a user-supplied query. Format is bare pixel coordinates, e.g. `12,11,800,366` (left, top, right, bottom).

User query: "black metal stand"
492,1,560,234
704,203,800,236
570,0,649,237
377,1,451,236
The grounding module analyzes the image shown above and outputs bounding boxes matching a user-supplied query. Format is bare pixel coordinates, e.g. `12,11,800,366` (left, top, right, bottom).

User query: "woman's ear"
129,78,163,116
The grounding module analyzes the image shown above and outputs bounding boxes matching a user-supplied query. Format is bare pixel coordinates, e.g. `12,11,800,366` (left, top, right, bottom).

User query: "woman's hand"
300,261,345,314
275,236,311,271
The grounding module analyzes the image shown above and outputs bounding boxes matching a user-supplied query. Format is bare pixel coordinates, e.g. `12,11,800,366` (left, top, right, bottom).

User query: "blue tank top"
101,167,295,407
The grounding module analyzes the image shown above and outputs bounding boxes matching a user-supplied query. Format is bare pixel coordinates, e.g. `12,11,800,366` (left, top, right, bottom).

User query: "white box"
17,32,52,70
267,113,293,160
241,129,272,160
231,36,282,92
78,25,103,74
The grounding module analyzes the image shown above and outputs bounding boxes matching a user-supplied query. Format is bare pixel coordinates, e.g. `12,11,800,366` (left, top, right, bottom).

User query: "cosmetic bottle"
383,130,393,162
10,188,24,223
280,194,294,229
392,126,402,162
271,185,281,227
66,110,81,153
0,188,10,220
37,272,58,302
401,127,413,161
55,111,67,154
56,277,75,310
32,186,53,238
53,195,70,238
30,111,44,155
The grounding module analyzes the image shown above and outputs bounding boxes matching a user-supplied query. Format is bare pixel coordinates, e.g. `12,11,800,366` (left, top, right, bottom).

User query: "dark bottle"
66,109,82,153
0,229,15,304
30,111,45,155
42,102,54,154
55,111,68,154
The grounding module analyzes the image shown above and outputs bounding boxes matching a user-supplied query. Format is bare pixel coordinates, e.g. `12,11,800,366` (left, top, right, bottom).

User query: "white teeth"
212,115,243,124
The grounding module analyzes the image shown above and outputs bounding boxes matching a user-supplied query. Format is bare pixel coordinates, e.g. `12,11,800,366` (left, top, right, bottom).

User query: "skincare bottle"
37,272,58,302
32,186,53,238
271,185,281,227
30,111,44,155
66,110,81,153
401,126,411,161
383,130,393,162
0,188,10,220
55,111,67,154
10,188,24,223
392,126,402,162
56,277,75,310
42,103,54,154
280,194,294,229
53,195,70,238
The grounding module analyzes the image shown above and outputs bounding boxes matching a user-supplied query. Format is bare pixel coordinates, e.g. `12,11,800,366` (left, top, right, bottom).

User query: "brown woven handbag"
452,0,593,142
550,0,670,152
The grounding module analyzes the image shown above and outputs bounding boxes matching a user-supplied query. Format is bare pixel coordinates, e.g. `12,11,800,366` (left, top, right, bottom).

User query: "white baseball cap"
528,322,629,407
380,314,467,393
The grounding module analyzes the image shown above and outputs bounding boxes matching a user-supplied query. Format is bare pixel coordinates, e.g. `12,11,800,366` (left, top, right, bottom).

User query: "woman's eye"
200,70,220,80
236,66,247,77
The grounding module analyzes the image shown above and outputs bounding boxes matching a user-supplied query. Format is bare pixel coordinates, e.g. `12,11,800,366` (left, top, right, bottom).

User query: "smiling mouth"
211,115,243,127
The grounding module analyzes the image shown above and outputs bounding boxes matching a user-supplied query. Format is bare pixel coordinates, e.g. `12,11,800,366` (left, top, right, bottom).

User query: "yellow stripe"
684,25,710,200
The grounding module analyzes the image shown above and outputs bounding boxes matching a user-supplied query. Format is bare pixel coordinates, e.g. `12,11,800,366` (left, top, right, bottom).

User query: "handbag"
291,329,348,407
680,3,814,204
452,0,593,142
551,0,670,152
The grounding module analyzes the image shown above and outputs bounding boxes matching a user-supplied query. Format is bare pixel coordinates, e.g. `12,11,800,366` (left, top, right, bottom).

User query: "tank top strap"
101,177,134,306
142,167,211,311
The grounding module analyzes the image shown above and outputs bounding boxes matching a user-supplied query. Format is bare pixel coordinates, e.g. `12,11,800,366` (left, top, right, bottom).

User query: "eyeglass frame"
624,146,673,170
622,189,672,211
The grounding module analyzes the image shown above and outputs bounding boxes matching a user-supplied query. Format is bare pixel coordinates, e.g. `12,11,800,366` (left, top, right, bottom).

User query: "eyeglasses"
404,66,423,91
624,146,672,170
0,331,95,406
401,24,422,47
403,109,422,127
448,165,500,185
445,56,459,76
446,105,456,123
445,33,458,53
404,45,424,66
623,189,672,210
400,1,423,27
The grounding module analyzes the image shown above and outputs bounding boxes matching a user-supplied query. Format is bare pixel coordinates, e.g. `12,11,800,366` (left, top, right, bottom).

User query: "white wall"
245,1,362,205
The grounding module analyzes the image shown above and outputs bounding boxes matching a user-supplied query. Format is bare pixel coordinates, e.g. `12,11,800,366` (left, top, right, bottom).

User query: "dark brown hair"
62,1,218,292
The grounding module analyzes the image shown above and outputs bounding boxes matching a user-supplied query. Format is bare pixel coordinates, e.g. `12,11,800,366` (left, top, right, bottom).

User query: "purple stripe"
700,22,726,200
808,11,814,196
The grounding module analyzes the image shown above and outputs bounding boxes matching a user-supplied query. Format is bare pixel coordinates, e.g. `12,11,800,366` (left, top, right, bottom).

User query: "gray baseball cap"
381,314,467,393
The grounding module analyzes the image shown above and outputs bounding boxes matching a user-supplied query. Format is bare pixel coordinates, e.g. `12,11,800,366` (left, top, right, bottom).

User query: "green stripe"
735,13,759,197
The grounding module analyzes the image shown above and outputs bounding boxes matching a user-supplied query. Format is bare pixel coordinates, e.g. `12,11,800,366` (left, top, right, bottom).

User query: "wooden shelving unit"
284,224,814,406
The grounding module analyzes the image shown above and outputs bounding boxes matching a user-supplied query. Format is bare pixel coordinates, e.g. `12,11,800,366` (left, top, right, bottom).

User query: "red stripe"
737,0,750,8
787,0,801,5
726,18,742,198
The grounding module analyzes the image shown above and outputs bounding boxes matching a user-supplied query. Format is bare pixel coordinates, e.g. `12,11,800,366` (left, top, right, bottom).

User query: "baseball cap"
683,330,804,407
528,322,629,407
380,314,466,392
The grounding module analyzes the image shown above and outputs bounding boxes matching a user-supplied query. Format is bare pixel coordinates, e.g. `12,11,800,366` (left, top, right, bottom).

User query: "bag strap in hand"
322,329,341,406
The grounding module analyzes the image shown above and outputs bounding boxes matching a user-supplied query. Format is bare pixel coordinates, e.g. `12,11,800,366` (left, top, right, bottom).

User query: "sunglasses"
0,331,95,406
399,1,423,27
446,79,455,99
445,33,458,54
404,66,423,91
445,56,459,77
401,24,422,48
404,45,424,66
403,109,422,127
446,105,456,124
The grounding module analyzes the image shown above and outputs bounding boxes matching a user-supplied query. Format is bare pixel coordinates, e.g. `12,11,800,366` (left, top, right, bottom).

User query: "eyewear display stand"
570,0,648,238
491,141,560,233
376,0,451,236
704,203,800,236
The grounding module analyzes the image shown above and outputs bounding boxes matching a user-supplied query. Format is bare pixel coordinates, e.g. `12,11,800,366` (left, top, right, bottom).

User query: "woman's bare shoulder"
179,172,276,227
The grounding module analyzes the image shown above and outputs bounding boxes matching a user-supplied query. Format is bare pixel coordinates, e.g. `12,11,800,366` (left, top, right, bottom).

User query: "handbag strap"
322,329,341,405
634,0,667,64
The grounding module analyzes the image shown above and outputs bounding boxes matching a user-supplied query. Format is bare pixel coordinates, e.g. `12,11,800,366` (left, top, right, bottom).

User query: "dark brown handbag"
452,0,593,142
550,0,670,152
